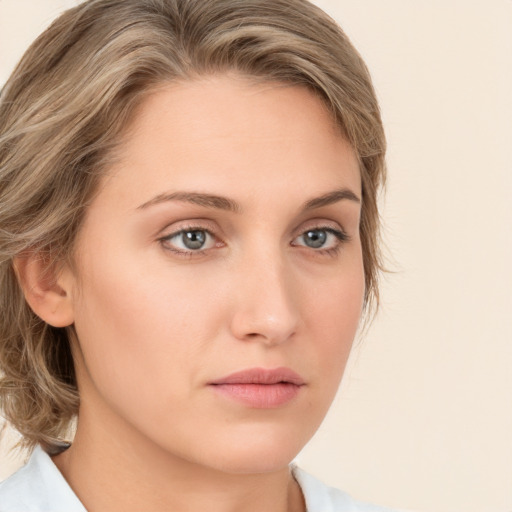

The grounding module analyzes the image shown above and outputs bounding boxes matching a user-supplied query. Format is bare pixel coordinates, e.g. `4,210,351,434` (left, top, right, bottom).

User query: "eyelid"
157,218,220,243
295,226,349,241
293,218,349,239
299,216,340,228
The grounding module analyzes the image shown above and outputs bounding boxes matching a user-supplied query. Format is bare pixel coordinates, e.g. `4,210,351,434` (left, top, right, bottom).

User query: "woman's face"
66,75,364,473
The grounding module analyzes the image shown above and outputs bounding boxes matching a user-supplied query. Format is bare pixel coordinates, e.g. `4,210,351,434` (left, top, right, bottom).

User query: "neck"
52,404,305,512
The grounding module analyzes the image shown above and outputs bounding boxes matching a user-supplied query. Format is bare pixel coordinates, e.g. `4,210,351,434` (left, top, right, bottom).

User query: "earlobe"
13,253,75,328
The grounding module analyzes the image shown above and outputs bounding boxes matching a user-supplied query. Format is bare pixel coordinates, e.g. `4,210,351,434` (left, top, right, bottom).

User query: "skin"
25,75,364,512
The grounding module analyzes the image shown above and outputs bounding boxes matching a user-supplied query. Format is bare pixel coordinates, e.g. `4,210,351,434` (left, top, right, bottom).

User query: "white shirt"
0,445,394,511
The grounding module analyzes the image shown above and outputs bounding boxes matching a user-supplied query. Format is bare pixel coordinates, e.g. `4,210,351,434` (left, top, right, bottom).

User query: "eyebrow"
302,188,360,210
137,191,241,212
137,188,360,213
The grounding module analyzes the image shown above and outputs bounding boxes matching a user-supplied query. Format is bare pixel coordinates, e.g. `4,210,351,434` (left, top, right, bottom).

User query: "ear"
13,252,75,328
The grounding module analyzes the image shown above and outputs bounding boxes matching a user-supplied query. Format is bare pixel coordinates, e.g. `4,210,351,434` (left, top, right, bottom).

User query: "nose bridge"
229,240,299,345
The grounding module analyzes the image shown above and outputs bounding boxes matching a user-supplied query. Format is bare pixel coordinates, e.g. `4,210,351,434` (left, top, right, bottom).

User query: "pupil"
183,230,206,250
304,230,326,248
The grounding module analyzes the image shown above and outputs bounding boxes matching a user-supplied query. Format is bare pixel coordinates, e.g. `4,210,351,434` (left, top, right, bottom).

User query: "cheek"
70,249,220,413
304,252,365,378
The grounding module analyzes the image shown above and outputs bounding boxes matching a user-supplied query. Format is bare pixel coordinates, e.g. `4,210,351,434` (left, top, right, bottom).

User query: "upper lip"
209,367,305,386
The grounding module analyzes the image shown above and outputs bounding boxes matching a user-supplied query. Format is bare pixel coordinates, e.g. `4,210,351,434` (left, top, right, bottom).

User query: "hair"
0,0,386,454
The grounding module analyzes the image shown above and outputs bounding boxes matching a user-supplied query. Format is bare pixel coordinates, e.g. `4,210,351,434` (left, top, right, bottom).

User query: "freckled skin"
55,75,365,512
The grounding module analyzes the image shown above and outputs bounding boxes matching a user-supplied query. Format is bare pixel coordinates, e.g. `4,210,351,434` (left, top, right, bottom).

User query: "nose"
229,252,300,346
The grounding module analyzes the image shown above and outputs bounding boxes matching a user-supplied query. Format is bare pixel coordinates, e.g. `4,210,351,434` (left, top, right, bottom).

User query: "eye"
292,227,349,252
161,228,217,253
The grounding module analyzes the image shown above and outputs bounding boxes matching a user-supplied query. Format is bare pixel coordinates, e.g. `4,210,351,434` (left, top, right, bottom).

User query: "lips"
209,367,305,408
210,367,305,386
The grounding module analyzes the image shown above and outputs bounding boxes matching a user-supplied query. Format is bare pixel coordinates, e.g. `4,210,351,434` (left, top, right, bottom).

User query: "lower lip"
210,383,302,408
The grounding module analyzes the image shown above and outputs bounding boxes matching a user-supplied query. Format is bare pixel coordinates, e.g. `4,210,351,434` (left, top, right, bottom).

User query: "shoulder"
0,445,86,512
292,465,398,512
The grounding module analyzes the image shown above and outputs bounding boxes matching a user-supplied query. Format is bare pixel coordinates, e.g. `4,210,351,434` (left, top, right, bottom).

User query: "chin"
192,423,314,475
210,449,299,475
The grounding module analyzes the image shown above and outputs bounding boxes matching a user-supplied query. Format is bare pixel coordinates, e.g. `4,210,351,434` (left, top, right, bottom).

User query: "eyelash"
158,224,350,259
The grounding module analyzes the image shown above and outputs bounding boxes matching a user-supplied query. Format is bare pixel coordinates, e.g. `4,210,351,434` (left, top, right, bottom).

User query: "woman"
0,0,389,510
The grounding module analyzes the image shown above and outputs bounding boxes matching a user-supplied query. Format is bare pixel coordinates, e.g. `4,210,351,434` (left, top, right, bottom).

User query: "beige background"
1,1,511,511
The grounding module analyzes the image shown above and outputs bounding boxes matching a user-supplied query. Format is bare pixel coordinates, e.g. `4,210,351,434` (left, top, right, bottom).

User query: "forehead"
126,75,344,141
97,75,360,210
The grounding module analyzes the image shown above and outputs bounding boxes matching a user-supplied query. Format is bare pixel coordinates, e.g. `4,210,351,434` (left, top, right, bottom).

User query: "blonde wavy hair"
0,0,386,454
